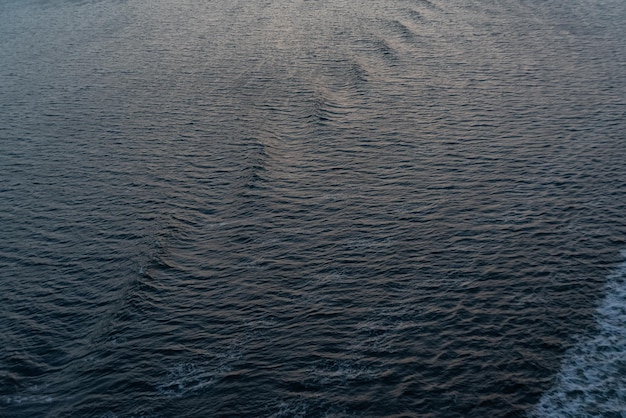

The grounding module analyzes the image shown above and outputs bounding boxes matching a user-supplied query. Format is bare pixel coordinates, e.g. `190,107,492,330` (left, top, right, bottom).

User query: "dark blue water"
1,0,625,416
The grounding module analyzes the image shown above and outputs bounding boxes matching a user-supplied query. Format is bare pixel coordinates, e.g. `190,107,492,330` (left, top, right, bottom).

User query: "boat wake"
530,249,626,417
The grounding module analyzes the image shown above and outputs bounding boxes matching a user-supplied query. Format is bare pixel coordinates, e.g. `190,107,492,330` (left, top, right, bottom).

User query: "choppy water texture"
1,0,625,416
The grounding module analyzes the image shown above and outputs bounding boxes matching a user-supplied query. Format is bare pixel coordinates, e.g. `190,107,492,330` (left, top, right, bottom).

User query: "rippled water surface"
1,0,625,416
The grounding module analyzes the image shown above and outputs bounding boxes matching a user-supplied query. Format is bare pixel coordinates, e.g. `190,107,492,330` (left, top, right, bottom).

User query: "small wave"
387,19,421,44
371,38,400,63
355,34,401,65
347,60,368,86
404,8,423,23
530,249,626,417
407,0,441,11
303,85,361,128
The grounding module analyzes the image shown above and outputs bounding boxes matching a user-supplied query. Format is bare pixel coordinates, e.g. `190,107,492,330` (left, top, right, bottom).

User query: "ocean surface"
1,0,625,416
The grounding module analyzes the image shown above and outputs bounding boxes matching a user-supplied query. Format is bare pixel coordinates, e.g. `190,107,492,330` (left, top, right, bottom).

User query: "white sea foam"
156,331,260,397
1,393,54,405
530,250,626,417
155,362,219,397
0,383,55,406
269,400,309,418
306,360,378,387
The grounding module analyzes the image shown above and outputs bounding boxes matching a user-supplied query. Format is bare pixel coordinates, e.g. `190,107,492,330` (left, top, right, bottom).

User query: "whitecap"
530,249,626,417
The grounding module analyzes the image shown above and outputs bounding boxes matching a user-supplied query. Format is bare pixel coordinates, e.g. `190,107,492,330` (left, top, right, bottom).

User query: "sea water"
1,0,624,416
